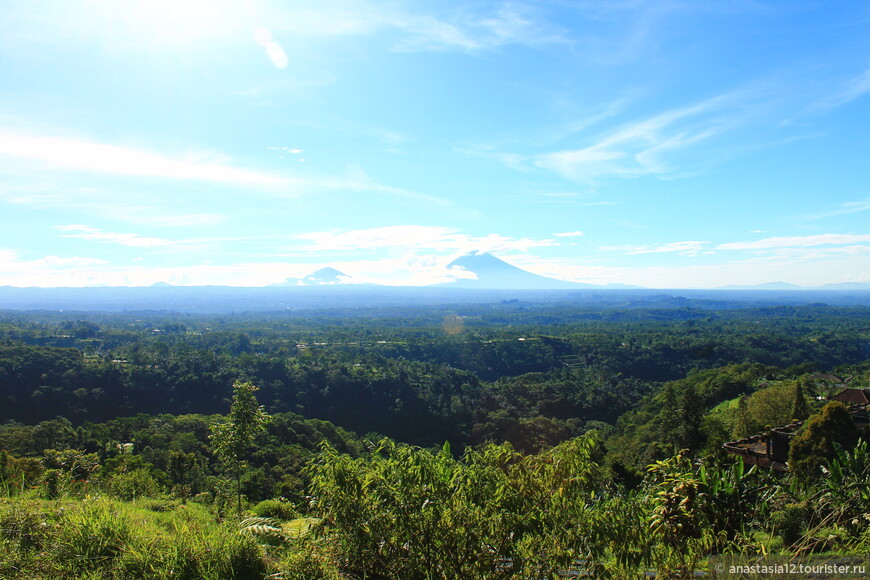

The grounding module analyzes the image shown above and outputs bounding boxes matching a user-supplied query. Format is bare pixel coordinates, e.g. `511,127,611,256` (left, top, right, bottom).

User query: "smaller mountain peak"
273,266,353,286
310,267,346,278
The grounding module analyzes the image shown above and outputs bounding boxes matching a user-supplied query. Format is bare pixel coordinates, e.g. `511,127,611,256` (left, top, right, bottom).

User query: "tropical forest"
0,301,869,578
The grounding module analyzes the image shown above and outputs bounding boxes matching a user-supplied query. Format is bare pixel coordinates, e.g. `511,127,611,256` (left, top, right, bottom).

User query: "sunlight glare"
122,0,249,47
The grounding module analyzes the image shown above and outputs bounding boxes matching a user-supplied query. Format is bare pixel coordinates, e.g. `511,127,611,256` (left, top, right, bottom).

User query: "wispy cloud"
0,250,107,270
717,233,870,251
603,240,709,255
603,234,870,257
335,254,481,286
296,225,557,253
268,1,566,53
0,249,108,284
394,4,566,52
0,128,448,205
815,68,870,111
801,197,870,221
553,230,584,237
533,93,751,181
0,253,310,287
54,225,174,248
7,188,225,228
0,252,481,288
330,164,451,206
0,130,287,186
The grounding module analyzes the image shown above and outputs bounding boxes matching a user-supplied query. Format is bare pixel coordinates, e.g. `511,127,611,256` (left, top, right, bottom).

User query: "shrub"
107,468,160,501
788,402,859,484
308,434,604,579
41,469,61,500
278,542,342,580
252,498,298,520
770,503,810,547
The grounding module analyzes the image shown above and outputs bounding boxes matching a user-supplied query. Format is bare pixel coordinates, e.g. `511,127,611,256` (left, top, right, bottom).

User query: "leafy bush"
789,402,859,484
107,468,161,501
252,498,298,520
308,434,605,579
277,541,342,580
771,503,810,547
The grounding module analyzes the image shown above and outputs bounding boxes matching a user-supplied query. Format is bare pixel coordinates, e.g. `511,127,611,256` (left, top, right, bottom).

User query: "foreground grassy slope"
0,495,338,579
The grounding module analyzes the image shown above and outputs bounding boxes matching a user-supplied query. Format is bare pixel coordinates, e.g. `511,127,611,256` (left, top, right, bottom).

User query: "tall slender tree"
210,380,270,516
790,379,810,422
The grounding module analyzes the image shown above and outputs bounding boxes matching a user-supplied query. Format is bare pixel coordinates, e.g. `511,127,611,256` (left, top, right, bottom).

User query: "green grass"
0,494,338,579
708,395,743,414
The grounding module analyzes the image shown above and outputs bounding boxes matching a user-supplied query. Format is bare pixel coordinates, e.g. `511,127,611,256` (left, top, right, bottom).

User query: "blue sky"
1,0,869,288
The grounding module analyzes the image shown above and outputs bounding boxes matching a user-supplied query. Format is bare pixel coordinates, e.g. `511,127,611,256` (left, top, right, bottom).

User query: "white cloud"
535,149,627,180
297,225,459,251
600,234,870,260
717,234,870,251
397,3,567,52
553,231,585,237
602,240,709,255
531,91,759,181
802,198,870,221
336,164,450,205
265,1,565,53
817,69,870,110
296,225,557,253
7,189,225,228
54,225,174,248
0,250,108,283
506,248,870,289
333,254,479,286
0,130,287,186
0,128,447,206
33,255,108,267
0,251,479,288
2,244,868,289
136,213,224,228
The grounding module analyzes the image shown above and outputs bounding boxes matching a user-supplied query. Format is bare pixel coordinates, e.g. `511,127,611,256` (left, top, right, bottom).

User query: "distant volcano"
443,252,594,289
274,267,353,286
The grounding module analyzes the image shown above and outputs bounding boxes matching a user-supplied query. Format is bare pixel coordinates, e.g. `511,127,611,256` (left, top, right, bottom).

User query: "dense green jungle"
1,302,869,578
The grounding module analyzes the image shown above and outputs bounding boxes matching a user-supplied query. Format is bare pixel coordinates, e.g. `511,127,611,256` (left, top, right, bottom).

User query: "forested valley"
1,302,869,578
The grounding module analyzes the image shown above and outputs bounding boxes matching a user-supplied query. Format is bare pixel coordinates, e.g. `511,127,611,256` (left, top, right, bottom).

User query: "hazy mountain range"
269,252,640,290
1,252,869,312
265,252,868,291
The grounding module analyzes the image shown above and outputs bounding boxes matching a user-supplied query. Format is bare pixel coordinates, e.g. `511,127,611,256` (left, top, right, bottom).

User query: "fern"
238,516,288,545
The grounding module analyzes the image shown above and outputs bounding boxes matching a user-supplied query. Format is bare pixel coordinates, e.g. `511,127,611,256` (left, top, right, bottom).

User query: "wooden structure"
723,420,801,472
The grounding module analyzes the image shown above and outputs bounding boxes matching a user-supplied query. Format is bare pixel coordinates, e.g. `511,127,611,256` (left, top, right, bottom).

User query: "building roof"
830,388,870,405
